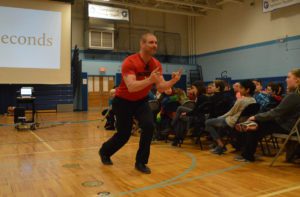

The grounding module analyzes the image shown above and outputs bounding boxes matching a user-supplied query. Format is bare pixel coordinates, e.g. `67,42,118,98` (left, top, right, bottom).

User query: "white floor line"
258,184,300,197
30,131,55,152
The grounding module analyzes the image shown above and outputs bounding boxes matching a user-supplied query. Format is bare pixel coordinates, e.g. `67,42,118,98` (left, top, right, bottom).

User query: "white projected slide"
0,6,61,69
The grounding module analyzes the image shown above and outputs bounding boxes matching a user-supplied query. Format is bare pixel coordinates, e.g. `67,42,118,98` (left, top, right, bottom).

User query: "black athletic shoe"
99,150,113,165
135,163,151,174
210,145,227,155
208,143,217,149
234,155,251,163
105,126,115,130
171,141,178,146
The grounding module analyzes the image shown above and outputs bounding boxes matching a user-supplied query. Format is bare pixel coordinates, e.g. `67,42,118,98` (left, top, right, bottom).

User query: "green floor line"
114,152,197,197
115,163,246,196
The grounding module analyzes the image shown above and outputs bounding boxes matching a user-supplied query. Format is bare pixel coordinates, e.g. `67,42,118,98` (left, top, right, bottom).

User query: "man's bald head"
140,33,156,43
140,33,158,56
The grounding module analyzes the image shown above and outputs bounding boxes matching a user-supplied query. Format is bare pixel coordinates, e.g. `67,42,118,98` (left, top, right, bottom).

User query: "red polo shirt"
116,53,163,101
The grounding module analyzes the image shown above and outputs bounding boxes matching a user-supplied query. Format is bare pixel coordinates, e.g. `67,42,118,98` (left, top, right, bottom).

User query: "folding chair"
259,134,279,156
181,100,196,110
192,101,213,149
168,100,199,146
148,100,160,113
270,117,300,166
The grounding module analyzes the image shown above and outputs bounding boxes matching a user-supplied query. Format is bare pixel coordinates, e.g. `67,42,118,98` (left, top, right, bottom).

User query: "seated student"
148,85,157,100
252,79,272,112
174,87,189,104
205,80,256,155
233,82,242,100
158,87,187,110
171,81,208,146
157,88,187,135
209,80,234,118
206,83,215,97
223,81,238,107
275,82,284,102
265,82,281,108
236,69,300,162
187,86,197,101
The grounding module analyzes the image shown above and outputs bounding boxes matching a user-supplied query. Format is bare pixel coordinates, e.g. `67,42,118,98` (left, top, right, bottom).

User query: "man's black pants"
100,96,155,164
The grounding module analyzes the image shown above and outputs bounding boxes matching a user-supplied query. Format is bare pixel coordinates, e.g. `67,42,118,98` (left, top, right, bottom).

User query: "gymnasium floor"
0,111,300,197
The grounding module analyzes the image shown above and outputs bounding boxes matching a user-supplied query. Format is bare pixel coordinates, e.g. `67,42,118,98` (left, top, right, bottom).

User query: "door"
88,76,115,109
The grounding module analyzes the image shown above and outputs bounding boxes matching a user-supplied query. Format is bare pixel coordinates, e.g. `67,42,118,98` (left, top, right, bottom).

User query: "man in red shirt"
99,33,182,174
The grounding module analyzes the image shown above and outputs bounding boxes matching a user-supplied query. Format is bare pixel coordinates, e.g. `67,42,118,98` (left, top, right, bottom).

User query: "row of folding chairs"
149,99,300,166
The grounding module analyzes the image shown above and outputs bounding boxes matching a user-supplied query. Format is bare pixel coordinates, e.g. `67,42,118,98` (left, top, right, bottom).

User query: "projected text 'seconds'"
0,6,61,69
0,33,53,46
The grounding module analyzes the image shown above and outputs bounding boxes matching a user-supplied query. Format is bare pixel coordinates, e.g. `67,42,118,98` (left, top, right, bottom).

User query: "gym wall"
194,0,300,82
71,0,189,56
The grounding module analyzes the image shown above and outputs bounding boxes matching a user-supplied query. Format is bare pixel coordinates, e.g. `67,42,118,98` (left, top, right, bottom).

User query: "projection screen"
0,0,71,84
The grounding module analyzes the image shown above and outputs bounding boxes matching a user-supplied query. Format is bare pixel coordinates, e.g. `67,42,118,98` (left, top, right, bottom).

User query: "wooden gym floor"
0,111,300,197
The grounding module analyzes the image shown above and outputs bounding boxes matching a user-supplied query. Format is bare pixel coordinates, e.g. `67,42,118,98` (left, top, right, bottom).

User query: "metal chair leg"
199,137,203,150
264,137,272,156
270,132,293,166
271,136,277,149
274,137,279,149
259,140,266,155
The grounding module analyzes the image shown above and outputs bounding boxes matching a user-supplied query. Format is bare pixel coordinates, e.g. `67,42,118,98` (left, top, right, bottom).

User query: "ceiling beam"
156,0,222,11
88,0,206,16
217,0,244,6
226,0,244,3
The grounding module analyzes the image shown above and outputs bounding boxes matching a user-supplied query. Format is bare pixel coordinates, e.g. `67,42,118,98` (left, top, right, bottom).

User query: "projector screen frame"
0,0,71,84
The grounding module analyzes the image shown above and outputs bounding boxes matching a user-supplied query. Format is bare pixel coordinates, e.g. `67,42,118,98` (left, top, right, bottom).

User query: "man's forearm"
157,78,177,92
126,78,153,92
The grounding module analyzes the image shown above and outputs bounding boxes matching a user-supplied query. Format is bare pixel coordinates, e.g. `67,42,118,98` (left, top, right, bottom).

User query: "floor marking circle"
82,180,104,187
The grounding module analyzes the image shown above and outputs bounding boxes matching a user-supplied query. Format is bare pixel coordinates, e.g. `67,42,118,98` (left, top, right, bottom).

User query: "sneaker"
105,126,115,130
99,150,113,165
234,155,250,163
160,128,171,137
172,138,182,147
135,163,151,174
171,141,178,147
210,146,227,155
208,143,217,149
238,121,258,132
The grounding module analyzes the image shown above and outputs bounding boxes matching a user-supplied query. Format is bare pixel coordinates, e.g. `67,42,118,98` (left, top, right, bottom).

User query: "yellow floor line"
30,131,55,152
258,184,300,197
